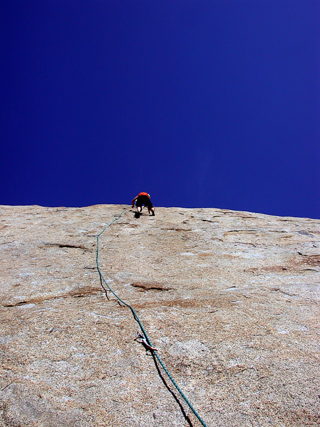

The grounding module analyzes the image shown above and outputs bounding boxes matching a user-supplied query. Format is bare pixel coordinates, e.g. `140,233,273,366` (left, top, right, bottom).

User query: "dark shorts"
136,195,153,209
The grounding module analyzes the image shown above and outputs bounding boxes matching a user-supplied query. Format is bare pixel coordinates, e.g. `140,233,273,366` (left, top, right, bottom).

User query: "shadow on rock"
151,353,194,426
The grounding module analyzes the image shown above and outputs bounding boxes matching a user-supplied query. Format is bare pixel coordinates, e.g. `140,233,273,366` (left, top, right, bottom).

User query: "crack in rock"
42,243,89,250
2,286,102,307
130,282,172,292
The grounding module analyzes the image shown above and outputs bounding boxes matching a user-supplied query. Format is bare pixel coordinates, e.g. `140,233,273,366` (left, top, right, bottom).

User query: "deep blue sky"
1,1,319,218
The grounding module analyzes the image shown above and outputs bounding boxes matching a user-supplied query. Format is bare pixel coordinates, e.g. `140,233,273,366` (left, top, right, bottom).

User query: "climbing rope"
96,206,208,427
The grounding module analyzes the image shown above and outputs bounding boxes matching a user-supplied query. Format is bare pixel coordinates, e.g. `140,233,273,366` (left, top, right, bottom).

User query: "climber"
131,192,155,216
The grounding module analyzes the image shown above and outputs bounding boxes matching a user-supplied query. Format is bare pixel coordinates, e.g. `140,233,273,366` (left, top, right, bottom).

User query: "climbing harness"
96,207,208,427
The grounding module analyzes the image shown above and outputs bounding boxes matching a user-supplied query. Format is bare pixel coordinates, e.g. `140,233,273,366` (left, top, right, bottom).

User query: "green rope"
96,207,208,427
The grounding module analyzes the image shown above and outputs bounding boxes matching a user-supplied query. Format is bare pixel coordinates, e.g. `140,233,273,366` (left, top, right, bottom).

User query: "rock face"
0,204,319,427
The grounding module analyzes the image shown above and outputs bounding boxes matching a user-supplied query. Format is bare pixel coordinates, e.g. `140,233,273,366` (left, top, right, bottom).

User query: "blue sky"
1,1,319,219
